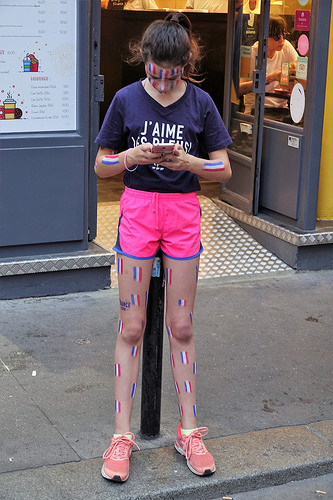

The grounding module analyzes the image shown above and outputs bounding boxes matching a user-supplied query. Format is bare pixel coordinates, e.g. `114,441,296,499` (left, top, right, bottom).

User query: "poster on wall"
0,0,77,133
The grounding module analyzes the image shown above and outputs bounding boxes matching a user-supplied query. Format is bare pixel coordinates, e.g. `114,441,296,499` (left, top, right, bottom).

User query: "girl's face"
145,61,184,94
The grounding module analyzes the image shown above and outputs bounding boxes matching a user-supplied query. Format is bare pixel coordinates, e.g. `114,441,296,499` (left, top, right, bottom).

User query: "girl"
95,12,232,482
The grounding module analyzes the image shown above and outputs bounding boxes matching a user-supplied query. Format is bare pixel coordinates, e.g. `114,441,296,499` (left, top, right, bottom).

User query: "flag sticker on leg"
178,299,187,307
131,346,138,357
174,381,180,394
166,325,174,338
115,400,121,413
178,404,183,416
133,266,142,282
184,380,192,393
189,312,193,324
165,268,172,285
145,290,148,308
115,363,121,377
131,294,140,306
193,404,197,417
118,257,123,275
170,353,175,368
118,319,123,335
131,383,136,399
180,351,189,365
193,361,197,375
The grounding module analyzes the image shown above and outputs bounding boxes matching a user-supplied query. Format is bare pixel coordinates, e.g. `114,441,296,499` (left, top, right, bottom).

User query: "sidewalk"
1,270,332,499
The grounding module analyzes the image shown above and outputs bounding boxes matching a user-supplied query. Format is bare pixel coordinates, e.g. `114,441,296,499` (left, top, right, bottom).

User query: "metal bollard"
140,252,165,439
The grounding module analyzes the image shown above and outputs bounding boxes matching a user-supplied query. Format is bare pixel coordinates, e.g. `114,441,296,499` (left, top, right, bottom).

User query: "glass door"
221,0,270,215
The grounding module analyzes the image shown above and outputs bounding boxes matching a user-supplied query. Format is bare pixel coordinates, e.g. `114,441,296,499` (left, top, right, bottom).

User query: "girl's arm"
94,144,161,178
166,145,232,183
94,147,125,178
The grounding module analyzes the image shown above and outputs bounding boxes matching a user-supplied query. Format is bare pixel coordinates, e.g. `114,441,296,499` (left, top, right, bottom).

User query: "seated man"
239,15,298,117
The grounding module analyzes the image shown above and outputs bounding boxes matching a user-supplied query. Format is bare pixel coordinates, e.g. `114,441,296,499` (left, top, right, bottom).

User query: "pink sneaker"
175,425,216,476
101,433,140,482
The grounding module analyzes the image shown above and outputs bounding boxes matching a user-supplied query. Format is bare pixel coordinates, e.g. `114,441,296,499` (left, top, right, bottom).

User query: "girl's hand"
126,143,170,167
158,143,190,171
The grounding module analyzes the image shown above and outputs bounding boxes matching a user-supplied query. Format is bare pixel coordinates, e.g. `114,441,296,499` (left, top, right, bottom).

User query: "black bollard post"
140,252,165,439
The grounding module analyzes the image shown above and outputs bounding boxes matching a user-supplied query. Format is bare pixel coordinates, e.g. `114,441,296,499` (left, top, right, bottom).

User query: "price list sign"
0,0,77,133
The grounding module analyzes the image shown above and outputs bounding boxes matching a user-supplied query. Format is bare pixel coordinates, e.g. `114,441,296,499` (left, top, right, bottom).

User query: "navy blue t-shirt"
95,80,232,193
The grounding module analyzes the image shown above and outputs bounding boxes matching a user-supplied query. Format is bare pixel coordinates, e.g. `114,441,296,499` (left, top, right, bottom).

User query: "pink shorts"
113,187,203,260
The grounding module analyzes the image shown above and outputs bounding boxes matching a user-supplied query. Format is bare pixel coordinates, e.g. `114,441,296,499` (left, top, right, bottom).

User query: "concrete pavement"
1,270,332,499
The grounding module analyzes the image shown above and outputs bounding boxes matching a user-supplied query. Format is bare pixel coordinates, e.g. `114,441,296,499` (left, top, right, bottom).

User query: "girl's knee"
168,317,193,343
121,320,145,345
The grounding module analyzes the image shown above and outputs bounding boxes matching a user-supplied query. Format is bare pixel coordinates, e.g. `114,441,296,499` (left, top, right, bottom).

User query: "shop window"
233,0,310,128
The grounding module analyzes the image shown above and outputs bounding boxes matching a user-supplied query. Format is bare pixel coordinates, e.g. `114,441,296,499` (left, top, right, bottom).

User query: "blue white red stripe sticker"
165,268,172,285
102,155,120,165
178,299,186,307
178,404,183,416
133,266,142,282
184,380,192,393
131,383,136,399
131,345,138,357
131,294,140,306
174,381,180,394
118,258,123,275
118,319,123,335
193,404,197,417
166,325,174,338
181,351,189,365
170,353,175,368
115,400,121,413
203,161,225,171
115,363,121,377
193,361,197,375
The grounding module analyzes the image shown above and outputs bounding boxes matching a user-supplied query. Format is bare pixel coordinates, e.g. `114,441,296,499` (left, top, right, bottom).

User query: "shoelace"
103,433,140,461
180,427,209,460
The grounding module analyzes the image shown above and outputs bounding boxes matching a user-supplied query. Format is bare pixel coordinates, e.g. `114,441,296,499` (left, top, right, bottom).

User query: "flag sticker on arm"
102,155,120,165
203,161,225,171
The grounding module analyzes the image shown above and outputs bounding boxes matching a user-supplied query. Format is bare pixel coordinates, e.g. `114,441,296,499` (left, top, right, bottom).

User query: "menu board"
0,0,77,133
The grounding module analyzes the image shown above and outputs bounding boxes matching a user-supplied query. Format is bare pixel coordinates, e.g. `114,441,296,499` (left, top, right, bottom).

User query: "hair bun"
165,12,192,35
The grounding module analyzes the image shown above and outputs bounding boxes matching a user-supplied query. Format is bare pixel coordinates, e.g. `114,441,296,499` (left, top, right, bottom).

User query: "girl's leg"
164,255,200,430
114,254,154,434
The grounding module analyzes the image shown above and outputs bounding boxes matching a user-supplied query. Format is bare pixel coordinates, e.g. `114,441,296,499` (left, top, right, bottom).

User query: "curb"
1,422,332,500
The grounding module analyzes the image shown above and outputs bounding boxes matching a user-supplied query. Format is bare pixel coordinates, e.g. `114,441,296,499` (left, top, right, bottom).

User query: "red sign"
295,10,311,31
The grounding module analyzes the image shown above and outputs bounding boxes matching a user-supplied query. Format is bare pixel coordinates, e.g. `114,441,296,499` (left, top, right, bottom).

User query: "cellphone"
151,143,174,154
